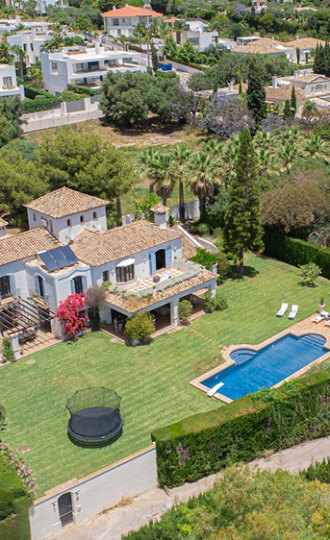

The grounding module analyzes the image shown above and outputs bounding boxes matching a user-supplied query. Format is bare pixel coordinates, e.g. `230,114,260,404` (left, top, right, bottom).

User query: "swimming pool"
201,333,329,401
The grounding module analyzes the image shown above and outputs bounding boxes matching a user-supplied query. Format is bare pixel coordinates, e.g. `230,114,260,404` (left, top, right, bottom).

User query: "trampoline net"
66,387,121,415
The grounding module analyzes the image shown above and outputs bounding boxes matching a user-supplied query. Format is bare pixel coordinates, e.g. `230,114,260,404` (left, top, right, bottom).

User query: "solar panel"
51,247,68,269
38,251,59,272
61,245,78,266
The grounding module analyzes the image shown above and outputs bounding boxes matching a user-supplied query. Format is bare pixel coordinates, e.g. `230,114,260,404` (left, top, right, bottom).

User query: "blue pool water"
202,334,329,401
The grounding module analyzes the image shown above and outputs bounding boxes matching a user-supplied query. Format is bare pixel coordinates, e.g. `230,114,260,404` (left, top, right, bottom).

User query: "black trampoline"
66,387,123,446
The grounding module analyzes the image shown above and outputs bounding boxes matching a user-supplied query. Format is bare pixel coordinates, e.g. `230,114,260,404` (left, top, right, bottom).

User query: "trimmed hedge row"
264,230,330,279
0,454,32,540
152,366,330,487
67,83,100,96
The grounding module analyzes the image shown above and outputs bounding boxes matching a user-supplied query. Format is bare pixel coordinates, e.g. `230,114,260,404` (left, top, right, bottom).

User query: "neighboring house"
41,44,147,94
8,28,52,66
172,29,218,51
251,0,268,13
266,71,330,112
234,36,324,63
0,64,25,99
283,37,325,64
6,0,62,14
102,5,163,38
236,36,261,46
0,187,216,331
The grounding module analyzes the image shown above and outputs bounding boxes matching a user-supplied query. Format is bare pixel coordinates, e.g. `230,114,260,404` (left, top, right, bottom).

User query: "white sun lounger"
288,304,298,320
207,382,224,397
276,303,288,317
312,311,329,323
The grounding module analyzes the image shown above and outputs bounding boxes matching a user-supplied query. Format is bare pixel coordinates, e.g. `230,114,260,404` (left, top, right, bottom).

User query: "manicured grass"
0,255,328,496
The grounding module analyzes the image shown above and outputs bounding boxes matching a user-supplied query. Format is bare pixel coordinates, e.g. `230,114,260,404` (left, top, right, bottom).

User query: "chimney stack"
151,205,169,229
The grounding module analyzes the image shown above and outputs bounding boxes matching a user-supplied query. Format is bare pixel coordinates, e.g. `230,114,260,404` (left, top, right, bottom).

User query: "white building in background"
8,28,52,66
41,44,147,94
0,64,25,99
102,4,163,38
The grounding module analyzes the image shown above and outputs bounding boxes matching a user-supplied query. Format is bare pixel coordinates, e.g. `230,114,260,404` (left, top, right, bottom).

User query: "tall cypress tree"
283,99,291,119
246,58,267,129
223,128,264,273
290,86,297,118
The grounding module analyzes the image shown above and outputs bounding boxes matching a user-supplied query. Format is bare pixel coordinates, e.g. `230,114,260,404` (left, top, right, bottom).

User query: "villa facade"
102,4,163,38
41,44,146,94
0,63,25,99
0,187,216,353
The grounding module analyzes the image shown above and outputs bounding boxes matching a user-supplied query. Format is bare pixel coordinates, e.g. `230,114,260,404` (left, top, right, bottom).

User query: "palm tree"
29,63,43,88
154,154,175,206
11,44,26,79
187,152,220,222
304,134,329,161
170,144,190,221
0,40,14,64
140,148,161,194
276,144,303,174
202,138,222,155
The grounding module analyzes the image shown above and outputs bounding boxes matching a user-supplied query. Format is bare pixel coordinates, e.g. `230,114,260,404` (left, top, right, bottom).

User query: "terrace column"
208,281,216,298
9,333,20,360
170,299,179,326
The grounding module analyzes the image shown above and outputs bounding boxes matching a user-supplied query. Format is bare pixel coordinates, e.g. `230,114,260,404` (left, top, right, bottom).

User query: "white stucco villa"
0,187,216,355
0,63,25,99
102,4,163,38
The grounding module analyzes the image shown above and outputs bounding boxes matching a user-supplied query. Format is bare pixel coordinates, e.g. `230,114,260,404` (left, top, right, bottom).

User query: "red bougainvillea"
56,294,88,340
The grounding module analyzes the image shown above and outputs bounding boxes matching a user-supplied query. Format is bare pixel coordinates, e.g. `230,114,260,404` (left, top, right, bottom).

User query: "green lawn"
0,255,329,497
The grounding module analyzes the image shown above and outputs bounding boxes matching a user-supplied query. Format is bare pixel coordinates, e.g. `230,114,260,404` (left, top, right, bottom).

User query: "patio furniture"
325,319,330,327
288,304,298,320
276,303,288,317
312,311,329,323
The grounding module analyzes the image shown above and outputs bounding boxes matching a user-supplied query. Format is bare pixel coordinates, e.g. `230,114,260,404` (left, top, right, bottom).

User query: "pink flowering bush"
56,293,88,340
0,442,35,493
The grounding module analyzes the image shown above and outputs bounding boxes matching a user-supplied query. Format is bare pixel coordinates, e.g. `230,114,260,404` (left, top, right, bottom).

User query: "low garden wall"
152,366,330,487
29,445,157,540
264,230,330,279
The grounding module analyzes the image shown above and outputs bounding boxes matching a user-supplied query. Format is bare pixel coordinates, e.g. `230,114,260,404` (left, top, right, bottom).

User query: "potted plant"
124,312,155,346
178,299,193,326
319,297,326,313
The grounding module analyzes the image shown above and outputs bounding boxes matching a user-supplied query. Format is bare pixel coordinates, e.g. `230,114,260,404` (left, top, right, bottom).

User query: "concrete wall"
29,445,157,540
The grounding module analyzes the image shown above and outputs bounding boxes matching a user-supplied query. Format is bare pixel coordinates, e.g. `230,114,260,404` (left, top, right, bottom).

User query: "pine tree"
223,128,264,273
290,86,297,118
246,58,267,129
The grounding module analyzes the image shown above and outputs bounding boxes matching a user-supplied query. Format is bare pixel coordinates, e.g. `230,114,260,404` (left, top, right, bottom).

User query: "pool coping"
189,317,330,404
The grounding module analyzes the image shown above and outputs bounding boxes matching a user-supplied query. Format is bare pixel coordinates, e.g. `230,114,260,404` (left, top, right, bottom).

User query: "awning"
116,258,135,268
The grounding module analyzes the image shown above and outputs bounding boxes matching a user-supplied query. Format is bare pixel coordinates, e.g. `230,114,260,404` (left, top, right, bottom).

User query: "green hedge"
264,230,330,279
23,86,57,100
0,454,32,540
67,84,100,96
152,366,330,487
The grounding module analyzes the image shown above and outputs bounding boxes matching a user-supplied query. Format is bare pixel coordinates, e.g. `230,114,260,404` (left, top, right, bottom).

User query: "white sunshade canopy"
116,258,135,268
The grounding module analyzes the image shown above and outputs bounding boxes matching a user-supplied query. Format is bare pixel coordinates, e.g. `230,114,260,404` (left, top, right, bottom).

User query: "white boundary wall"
29,444,157,540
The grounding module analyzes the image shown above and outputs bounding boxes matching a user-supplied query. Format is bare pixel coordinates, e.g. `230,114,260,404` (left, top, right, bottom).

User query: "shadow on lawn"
229,265,260,281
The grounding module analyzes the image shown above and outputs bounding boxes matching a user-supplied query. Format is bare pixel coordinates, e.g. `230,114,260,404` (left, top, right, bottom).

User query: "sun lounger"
276,303,288,317
312,311,329,323
288,304,298,320
207,382,224,397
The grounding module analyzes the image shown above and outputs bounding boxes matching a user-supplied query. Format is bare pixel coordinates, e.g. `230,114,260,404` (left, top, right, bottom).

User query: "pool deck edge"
189,315,330,403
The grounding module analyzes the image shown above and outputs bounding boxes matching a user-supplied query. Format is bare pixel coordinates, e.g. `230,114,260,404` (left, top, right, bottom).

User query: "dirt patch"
25,117,203,149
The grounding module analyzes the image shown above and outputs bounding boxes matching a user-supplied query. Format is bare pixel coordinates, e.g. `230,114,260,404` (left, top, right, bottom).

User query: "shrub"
67,84,100,96
301,457,330,484
56,294,88,340
299,262,321,287
178,300,193,323
86,286,106,331
263,230,330,279
125,312,155,344
204,291,228,313
152,366,330,487
2,337,15,362
190,222,210,236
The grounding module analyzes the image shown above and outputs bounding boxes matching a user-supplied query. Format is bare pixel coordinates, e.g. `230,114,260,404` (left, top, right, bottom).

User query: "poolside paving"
52,436,330,540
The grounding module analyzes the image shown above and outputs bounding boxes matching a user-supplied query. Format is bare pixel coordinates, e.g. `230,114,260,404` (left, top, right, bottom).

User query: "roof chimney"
151,205,169,229
95,40,101,54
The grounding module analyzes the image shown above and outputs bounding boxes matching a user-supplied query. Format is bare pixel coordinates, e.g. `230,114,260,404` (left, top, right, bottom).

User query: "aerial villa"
0,187,217,357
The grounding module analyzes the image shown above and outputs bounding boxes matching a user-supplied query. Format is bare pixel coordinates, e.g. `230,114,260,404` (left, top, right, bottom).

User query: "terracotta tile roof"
265,85,305,102
102,5,163,17
234,40,283,54
0,228,60,265
285,38,325,49
105,269,216,313
70,220,182,266
24,187,108,219
284,74,329,84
